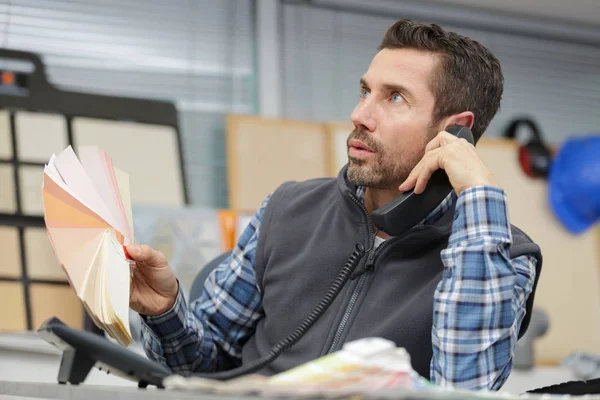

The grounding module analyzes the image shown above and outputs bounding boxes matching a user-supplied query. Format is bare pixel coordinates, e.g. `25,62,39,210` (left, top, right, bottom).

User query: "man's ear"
446,111,474,130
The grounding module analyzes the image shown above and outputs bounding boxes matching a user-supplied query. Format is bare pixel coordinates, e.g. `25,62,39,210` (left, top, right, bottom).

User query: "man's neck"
363,186,401,240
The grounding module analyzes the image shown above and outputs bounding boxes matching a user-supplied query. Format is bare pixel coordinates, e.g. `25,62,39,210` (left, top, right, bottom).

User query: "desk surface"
0,332,582,397
0,380,254,400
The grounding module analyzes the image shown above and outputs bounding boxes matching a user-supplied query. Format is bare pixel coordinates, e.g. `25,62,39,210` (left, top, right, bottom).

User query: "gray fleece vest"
240,166,542,379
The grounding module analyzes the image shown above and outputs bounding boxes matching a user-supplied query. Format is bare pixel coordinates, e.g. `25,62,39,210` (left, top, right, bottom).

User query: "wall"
280,2,600,145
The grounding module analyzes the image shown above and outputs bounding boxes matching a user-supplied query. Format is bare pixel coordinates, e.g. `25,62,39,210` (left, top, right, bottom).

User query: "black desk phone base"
38,316,600,395
37,317,171,388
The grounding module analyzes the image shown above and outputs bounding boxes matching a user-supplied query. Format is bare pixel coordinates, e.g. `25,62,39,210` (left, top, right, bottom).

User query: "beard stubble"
346,127,432,191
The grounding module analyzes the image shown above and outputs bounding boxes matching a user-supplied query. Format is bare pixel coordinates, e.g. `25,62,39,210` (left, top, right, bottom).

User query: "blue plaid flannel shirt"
140,185,537,391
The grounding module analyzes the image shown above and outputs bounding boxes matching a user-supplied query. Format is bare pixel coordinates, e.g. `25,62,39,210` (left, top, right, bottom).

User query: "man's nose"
350,99,377,132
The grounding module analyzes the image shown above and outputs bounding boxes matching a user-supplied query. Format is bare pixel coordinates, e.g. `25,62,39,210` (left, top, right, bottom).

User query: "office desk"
0,331,583,397
0,380,255,400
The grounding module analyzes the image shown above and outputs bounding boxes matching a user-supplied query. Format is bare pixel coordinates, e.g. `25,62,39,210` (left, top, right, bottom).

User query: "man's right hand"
127,244,179,316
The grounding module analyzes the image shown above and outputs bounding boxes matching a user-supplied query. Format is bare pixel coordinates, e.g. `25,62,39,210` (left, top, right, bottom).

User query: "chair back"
189,251,232,301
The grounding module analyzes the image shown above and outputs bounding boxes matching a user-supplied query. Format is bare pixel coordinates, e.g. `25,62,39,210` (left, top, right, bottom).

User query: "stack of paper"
164,338,433,397
42,145,134,345
164,338,574,399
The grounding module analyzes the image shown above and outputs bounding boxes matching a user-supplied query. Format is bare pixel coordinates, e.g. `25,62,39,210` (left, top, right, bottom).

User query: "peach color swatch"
41,145,134,346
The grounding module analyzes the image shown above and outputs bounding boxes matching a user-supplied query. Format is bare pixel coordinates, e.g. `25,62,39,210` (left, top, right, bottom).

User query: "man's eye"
391,93,404,103
360,88,369,98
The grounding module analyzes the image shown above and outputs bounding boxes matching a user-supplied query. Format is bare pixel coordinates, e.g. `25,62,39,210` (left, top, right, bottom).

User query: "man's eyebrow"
360,77,414,100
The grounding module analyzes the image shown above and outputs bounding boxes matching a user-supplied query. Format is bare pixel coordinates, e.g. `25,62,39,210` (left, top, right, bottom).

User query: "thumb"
126,244,168,267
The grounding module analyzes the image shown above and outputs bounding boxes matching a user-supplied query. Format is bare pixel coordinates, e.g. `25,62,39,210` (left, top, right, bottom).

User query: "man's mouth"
348,139,374,152
348,139,375,159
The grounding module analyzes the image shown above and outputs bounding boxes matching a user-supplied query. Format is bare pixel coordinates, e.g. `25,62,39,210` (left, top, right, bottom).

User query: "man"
128,19,541,391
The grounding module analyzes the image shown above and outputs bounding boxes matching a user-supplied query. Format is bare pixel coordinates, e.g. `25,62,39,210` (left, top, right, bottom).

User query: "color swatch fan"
41,145,135,346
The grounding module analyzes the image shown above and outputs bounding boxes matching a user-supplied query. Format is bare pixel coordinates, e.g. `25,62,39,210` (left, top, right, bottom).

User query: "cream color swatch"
41,145,135,345
72,117,184,206
0,226,21,278
227,115,330,211
0,164,16,213
30,284,83,330
19,165,44,215
477,138,600,365
0,110,12,159
0,282,27,332
24,228,65,281
15,111,67,162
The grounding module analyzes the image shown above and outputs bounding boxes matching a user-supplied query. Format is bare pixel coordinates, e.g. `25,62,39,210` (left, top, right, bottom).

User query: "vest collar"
336,164,456,241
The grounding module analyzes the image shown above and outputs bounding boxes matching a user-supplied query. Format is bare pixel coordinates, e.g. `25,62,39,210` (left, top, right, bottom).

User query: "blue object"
549,135,600,234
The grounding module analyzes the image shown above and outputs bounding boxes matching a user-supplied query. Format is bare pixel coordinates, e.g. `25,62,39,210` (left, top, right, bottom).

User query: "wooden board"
477,137,600,364
0,164,15,213
0,227,21,278
72,117,185,207
14,111,68,162
226,115,332,211
24,228,65,281
0,282,27,332
325,122,353,176
29,284,83,330
18,165,44,216
0,110,11,159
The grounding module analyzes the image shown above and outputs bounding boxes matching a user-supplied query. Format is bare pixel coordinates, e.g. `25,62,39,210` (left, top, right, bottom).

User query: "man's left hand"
399,130,498,196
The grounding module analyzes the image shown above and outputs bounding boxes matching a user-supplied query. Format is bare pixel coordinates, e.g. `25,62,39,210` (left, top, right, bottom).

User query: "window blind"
282,3,600,144
0,0,256,208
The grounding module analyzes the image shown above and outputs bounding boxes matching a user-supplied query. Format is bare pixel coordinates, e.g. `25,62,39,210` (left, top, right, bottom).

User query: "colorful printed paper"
42,145,133,345
163,337,574,399
163,338,432,397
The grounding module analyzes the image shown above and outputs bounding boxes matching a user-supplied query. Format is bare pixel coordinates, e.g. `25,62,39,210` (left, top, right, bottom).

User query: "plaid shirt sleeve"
430,186,538,391
139,195,270,374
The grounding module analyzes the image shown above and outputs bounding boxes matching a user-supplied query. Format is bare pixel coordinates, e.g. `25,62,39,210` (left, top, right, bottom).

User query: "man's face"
347,48,441,190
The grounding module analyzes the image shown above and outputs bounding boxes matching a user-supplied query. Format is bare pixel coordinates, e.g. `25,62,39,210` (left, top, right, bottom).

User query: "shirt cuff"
140,285,190,339
449,185,511,246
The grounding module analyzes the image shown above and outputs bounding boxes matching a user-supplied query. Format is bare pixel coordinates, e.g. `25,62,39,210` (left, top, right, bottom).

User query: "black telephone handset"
372,125,475,236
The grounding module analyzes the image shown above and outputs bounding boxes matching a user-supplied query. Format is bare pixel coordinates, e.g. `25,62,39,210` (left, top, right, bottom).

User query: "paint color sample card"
0,227,21,278
0,164,16,213
41,145,134,346
0,282,27,331
19,165,44,215
15,111,68,162
0,110,12,159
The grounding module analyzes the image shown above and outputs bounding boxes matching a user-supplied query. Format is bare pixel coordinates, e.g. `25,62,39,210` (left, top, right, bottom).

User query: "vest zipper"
347,192,375,250
351,237,391,279
326,272,368,354
324,192,378,355
326,239,392,354
326,191,422,354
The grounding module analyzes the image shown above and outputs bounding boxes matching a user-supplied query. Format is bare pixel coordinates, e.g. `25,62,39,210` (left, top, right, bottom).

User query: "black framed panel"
0,48,189,334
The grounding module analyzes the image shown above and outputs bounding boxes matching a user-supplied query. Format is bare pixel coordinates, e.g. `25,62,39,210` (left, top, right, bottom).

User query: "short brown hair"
379,19,503,142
